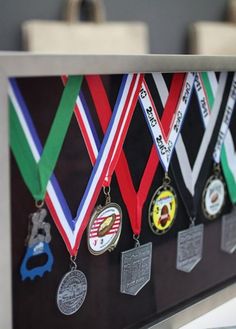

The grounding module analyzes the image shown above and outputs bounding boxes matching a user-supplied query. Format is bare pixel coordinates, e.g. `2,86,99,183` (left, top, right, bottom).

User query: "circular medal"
202,174,225,220
87,202,122,255
57,270,87,315
149,185,177,235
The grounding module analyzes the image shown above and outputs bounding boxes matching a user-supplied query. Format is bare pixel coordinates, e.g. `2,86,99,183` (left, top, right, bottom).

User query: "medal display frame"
1,53,236,329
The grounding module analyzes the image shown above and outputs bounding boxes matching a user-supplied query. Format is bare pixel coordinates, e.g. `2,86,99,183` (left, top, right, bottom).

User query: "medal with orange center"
202,164,226,220
149,173,177,235
87,186,122,255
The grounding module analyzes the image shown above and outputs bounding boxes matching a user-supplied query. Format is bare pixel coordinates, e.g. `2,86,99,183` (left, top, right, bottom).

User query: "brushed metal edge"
0,71,12,329
0,53,236,77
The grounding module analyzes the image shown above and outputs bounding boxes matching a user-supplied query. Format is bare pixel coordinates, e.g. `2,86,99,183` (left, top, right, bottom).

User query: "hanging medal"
201,74,236,220
139,73,195,235
76,75,154,295
219,73,236,253
10,74,143,314
64,74,144,256
66,82,124,256
196,72,236,251
56,256,88,315
84,74,188,295
20,205,53,280
171,71,231,272
9,76,83,280
198,74,226,222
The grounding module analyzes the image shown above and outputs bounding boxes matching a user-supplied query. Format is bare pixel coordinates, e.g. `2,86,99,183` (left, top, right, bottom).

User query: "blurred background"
0,0,235,54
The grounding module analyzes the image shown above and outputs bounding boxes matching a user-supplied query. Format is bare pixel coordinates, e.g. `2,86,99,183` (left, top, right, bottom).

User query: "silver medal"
120,242,152,296
87,202,122,255
57,270,87,315
221,207,236,254
176,223,204,273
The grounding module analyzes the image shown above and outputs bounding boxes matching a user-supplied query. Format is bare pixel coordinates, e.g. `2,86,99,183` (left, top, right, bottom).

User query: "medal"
202,73,236,220
170,72,230,271
219,74,236,254
9,76,83,279
202,164,226,220
221,207,236,254
139,73,195,235
201,74,236,220
57,257,87,315
87,187,122,255
149,174,177,235
20,205,54,280
176,220,204,273
120,238,152,296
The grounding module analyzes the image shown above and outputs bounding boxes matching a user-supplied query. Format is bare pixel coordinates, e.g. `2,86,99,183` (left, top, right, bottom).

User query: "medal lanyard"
9,74,143,256
9,76,83,201
212,74,236,165
198,72,236,204
171,72,229,218
83,74,185,236
139,72,195,173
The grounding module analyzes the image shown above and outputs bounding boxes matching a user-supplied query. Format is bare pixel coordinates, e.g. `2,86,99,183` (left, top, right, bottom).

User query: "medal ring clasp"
70,255,77,271
189,216,196,227
103,186,111,204
35,200,44,209
133,234,140,247
163,172,171,186
213,163,221,175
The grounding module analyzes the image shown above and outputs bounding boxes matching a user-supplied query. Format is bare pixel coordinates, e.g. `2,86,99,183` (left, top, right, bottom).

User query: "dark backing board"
10,73,236,329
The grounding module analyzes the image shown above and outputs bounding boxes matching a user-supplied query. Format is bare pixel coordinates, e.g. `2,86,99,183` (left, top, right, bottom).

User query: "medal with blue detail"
20,204,54,280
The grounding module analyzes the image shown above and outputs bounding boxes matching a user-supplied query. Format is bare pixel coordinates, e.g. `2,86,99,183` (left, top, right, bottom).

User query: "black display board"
10,74,236,329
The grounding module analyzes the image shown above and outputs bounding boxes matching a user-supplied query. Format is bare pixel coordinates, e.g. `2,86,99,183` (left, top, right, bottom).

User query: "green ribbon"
221,148,236,203
10,76,83,201
202,72,236,204
201,72,214,108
